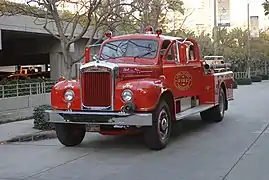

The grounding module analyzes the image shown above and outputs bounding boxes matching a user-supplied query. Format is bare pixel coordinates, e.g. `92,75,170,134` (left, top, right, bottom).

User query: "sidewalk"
0,119,56,144
0,108,33,123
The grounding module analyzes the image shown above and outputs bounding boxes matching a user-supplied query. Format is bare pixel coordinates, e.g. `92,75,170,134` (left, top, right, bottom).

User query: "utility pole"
214,0,218,55
247,3,251,78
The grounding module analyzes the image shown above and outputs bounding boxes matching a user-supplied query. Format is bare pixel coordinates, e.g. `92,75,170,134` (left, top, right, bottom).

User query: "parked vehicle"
46,27,234,150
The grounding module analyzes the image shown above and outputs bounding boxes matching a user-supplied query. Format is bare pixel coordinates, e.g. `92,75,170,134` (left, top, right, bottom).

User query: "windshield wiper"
134,50,156,59
100,53,116,60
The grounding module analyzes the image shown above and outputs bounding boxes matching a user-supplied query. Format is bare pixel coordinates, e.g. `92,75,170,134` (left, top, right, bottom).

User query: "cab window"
165,43,178,62
187,44,195,61
160,40,170,59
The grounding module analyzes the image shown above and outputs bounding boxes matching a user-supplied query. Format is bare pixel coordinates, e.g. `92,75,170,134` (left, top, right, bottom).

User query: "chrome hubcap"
158,109,169,140
219,91,225,116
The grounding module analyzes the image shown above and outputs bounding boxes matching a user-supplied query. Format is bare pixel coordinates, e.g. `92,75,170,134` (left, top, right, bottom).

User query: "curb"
0,130,57,144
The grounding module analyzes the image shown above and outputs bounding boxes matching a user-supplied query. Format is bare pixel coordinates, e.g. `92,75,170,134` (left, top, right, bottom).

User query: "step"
176,104,215,120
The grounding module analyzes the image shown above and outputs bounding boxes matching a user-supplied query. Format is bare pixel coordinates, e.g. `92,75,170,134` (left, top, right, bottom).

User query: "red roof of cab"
103,34,182,42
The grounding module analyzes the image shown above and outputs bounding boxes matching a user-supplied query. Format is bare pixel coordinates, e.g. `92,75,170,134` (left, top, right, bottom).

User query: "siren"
145,25,154,34
105,30,112,38
156,28,162,36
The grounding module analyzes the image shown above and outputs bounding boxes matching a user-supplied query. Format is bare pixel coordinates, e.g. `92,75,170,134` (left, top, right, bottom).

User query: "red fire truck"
47,27,234,150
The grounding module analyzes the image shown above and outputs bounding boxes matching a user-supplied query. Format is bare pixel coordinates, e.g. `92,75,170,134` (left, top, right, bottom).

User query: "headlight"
64,89,75,102
121,89,133,102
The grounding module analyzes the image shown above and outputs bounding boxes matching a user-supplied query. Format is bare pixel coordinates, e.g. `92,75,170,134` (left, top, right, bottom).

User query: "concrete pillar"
73,39,87,63
49,52,66,80
49,52,80,80
49,38,102,80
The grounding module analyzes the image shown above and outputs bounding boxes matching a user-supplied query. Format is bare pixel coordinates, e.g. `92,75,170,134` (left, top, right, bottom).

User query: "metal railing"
0,81,56,98
234,70,269,79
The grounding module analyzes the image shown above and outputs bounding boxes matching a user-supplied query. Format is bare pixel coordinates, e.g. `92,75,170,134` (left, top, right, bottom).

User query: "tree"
262,0,269,16
212,27,269,72
196,31,214,58
120,0,184,34
0,0,139,79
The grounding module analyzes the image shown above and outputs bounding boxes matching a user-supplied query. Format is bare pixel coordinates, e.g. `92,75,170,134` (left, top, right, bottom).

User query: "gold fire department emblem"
174,71,192,90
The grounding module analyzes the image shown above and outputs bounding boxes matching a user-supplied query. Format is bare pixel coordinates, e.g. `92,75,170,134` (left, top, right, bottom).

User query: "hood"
117,63,157,78
107,57,159,78
80,58,160,79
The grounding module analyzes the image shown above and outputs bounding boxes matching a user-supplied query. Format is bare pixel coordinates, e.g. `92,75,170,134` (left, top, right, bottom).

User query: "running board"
176,104,215,120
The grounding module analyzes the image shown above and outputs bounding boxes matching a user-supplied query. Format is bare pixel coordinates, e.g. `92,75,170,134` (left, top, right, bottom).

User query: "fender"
214,71,233,105
115,78,169,112
51,78,172,112
51,80,81,110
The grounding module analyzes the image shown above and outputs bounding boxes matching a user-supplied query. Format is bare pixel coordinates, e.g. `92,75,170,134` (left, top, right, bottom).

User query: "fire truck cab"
47,27,234,150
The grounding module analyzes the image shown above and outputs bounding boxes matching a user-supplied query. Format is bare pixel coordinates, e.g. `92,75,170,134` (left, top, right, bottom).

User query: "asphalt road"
1,81,269,180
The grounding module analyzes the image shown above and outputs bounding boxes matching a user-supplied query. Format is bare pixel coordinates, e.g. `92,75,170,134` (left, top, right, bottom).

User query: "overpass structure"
0,15,102,80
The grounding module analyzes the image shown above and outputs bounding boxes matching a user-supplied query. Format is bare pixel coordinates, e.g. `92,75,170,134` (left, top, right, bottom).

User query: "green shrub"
0,78,51,85
33,104,54,130
259,74,269,80
232,80,238,89
251,76,262,82
236,78,252,85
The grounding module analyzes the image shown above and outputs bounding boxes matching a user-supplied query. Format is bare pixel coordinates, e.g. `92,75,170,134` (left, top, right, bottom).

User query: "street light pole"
214,0,218,55
247,3,251,78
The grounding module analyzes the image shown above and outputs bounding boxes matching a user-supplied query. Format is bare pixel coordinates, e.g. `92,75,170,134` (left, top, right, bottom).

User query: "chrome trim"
79,60,119,111
175,40,180,64
213,71,233,76
46,110,152,126
82,105,111,111
80,60,119,70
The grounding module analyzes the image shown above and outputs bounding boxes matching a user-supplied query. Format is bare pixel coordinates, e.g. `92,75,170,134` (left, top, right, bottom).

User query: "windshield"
100,39,158,60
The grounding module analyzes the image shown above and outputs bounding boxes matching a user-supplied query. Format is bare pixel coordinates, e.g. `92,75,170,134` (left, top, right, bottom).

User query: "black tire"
144,100,172,150
55,123,86,146
200,87,226,123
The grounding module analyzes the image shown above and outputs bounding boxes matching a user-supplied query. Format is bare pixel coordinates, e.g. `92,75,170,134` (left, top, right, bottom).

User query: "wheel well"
220,82,228,110
160,90,175,121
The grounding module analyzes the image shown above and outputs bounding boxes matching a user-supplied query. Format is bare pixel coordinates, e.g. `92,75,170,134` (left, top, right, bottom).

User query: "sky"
225,0,268,29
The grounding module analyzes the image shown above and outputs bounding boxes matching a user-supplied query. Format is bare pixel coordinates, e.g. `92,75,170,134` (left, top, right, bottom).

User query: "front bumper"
45,110,152,126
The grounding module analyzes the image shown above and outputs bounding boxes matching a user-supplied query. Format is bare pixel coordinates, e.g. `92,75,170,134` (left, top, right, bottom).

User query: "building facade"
168,0,269,35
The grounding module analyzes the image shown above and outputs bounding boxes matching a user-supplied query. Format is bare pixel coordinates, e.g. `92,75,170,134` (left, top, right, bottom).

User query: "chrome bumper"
45,110,152,126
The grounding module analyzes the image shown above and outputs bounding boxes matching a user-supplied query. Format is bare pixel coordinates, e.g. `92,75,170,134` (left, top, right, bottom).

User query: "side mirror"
204,63,210,70
178,43,187,64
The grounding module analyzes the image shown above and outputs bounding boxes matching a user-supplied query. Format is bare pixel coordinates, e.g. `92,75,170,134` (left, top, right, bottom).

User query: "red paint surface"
51,33,234,116
51,80,81,110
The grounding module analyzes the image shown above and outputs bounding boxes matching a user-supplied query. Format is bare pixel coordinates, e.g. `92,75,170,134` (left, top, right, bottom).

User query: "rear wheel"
55,123,86,146
200,87,226,123
144,100,172,150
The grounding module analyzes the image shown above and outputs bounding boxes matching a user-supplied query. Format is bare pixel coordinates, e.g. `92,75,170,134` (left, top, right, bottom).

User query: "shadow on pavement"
71,115,212,151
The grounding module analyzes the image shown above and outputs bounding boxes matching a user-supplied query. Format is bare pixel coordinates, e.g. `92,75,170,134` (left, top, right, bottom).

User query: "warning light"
145,25,154,34
105,31,112,38
85,47,90,63
58,76,66,81
156,28,162,36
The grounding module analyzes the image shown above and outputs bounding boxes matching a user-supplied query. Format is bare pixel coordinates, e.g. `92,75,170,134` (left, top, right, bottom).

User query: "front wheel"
144,100,172,150
200,87,226,123
55,123,86,146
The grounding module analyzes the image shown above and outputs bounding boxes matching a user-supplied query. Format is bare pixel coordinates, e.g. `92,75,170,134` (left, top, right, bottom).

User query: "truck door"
162,40,203,99
176,41,203,97
161,40,182,99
